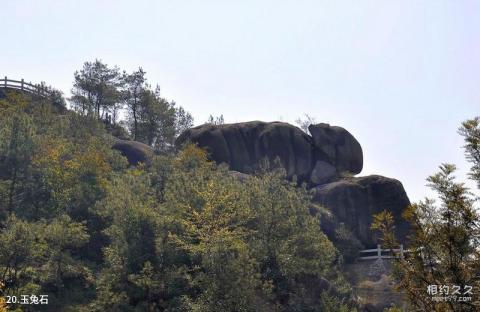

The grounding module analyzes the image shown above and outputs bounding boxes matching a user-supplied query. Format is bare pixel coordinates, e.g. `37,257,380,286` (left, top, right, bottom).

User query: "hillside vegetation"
0,91,356,311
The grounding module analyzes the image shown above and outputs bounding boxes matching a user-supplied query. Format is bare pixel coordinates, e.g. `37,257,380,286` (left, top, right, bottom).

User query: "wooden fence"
1,76,52,97
359,244,407,260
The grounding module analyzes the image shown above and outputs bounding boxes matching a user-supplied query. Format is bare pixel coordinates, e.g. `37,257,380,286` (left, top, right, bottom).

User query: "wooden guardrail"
0,76,52,97
359,244,407,260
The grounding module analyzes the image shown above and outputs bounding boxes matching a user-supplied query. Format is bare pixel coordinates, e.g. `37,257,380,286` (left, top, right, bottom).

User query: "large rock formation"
177,121,409,247
311,175,410,247
176,121,363,185
112,140,154,166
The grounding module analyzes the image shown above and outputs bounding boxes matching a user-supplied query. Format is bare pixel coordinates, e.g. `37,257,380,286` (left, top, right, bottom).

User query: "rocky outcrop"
112,140,154,166
309,123,363,175
176,121,363,185
311,175,410,247
177,121,314,181
177,121,409,247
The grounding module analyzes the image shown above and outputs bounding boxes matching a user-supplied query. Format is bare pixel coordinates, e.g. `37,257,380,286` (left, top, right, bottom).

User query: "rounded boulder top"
308,123,363,175
177,121,364,185
112,140,154,166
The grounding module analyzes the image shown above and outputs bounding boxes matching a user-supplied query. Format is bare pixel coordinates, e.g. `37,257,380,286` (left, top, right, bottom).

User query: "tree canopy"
70,60,193,152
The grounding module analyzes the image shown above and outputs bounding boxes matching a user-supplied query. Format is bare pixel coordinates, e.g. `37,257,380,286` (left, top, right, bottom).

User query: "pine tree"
123,68,147,140
71,60,123,121
372,117,480,311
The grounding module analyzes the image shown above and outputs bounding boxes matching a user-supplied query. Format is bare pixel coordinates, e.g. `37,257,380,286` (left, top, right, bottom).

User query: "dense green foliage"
372,118,480,311
459,118,480,188
0,92,355,311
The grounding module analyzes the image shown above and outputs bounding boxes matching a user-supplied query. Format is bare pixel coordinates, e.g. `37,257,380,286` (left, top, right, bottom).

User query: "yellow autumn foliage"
32,137,112,206
0,282,7,312
0,298,6,312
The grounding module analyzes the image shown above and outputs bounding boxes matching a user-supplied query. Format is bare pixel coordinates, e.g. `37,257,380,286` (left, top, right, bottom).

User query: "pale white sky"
1,0,479,201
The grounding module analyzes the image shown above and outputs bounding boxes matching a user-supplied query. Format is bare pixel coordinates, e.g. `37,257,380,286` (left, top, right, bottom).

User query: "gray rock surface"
308,123,363,175
311,175,410,247
310,160,337,185
112,140,154,166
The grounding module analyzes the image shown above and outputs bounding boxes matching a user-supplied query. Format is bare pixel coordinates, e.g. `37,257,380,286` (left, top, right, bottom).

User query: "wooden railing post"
1,77,51,98
377,244,381,260
400,244,404,259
